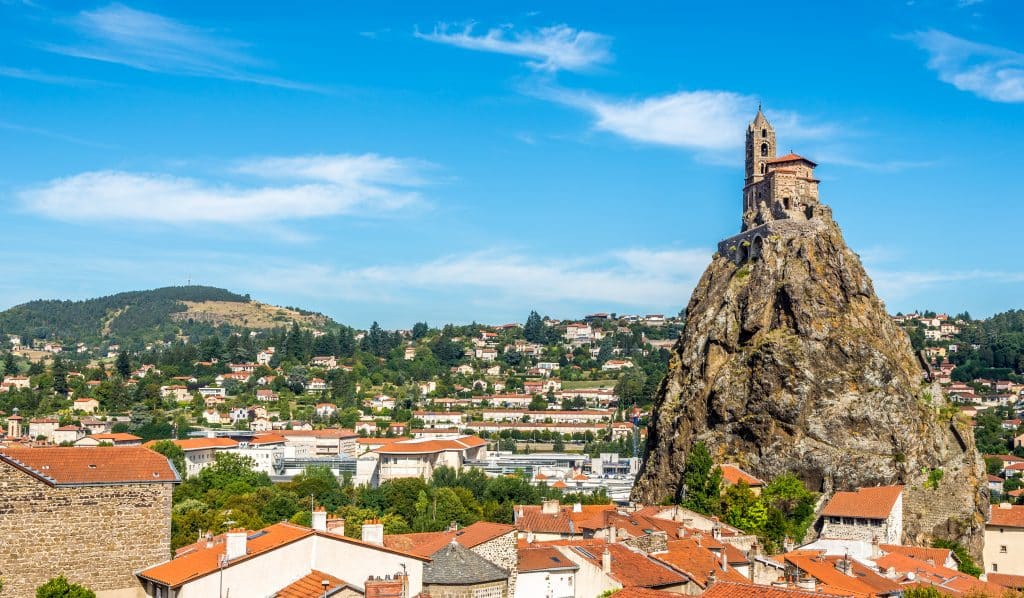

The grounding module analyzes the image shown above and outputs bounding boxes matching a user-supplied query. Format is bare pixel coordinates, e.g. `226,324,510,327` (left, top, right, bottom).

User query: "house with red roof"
364,435,488,487
136,518,430,598
819,485,904,544
719,464,766,495
0,446,179,597
985,502,1024,576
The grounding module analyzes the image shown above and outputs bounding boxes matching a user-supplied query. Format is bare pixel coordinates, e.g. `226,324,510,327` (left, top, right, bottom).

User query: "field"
174,301,328,330
561,379,618,390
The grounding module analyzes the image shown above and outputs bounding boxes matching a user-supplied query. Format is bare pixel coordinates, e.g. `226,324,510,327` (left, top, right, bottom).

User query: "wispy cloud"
0,120,113,148
0,65,100,86
44,4,321,91
903,29,1024,103
18,154,431,226
870,268,1024,302
416,23,612,73
537,87,832,154
233,248,709,308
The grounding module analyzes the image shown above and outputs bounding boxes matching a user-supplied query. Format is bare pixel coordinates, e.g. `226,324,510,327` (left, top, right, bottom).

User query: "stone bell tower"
743,106,776,219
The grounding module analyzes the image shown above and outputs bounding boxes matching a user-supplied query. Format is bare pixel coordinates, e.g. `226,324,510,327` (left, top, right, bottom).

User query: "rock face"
631,205,988,556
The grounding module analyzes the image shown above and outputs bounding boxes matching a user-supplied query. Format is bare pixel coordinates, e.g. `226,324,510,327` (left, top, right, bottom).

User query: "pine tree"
115,351,131,378
524,311,546,344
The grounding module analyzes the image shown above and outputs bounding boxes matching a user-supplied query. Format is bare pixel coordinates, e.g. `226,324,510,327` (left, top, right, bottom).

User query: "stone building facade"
720,107,827,263
469,528,518,597
0,446,178,598
819,485,904,544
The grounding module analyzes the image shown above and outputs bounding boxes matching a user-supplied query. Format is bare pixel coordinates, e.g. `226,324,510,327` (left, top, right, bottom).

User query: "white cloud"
19,154,429,225
905,30,1024,103
44,4,320,91
540,87,833,153
0,65,99,86
416,23,612,73
870,268,1024,301
234,248,710,308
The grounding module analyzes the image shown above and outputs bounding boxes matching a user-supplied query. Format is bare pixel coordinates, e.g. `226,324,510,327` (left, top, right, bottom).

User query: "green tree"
286,465,349,511
931,540,983,577
35,575,96,598
721,481,767,533
115,351,131,378
524,311,547,344
51,358,69,396
682,442,722,514
149,440,186,478
2,351,16,376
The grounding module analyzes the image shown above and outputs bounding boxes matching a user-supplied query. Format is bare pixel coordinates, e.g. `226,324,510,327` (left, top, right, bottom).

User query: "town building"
357,435,488,487
985,502,1024,576
819,485,903,544
0,446,178,597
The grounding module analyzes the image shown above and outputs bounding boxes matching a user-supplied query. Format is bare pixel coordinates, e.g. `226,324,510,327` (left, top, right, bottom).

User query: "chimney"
541,499,560,515
362,519,384,545
711,523,722,540
312,507,327,532
609,525,617,543
836,557,854,577
448,520,458,532
573,502,582,513
204,531,214,549
707,570,717,587
526,530,535,544
783,536,794,552
326,516,346,536
224,529,247,560
365,573,405,598
677,526,687,539
720,548,728,571
601,548,612,574
796,577,816,591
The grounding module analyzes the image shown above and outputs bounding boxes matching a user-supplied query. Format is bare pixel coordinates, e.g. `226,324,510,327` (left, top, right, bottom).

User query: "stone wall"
0,461,173,598
623,531,669,554
473,532,518,597
423,580,508,598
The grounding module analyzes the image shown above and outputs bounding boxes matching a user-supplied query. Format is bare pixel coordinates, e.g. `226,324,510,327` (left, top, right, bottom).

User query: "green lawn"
561,379,617,390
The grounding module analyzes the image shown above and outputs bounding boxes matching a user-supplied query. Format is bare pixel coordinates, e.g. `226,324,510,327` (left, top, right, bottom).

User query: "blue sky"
1,1,1022,328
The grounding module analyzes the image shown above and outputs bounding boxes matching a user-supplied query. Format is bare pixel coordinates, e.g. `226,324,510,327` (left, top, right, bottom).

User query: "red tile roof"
874,552,1005,596
767,153,817,166
989,573,1024,590
515,503,617,535
720,464,765,487
0,446,178,485
572,542,688,588
144,437,238,451
782,551,902,597
878,544,952,567
703,581,848,597
652,538,748,588
989,503,1024,528
517,546,579,573
275,570,354,598
820,486,903,519
383,521,514,558
89,433,142,442
374,436,486,454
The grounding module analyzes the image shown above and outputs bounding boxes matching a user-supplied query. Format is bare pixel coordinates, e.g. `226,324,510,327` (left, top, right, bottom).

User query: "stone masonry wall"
0,461,173,598
423,580,508,598
473,532,518,597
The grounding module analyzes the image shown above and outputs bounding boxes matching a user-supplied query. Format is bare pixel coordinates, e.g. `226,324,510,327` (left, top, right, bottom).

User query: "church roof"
767,153,817,166
423,541,509,586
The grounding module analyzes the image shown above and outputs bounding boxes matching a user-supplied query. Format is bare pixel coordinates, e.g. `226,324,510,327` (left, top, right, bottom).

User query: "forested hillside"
0,286,252,345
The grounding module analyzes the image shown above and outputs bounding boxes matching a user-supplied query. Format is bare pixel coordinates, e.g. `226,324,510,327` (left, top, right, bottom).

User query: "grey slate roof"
424,541,510,586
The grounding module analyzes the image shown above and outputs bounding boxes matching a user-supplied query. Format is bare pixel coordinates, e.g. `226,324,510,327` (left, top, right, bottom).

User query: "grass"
561,379,618,390
179,301,326,329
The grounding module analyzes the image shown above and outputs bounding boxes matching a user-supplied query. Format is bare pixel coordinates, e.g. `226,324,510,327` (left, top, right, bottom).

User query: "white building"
819,485,903,544
985,502,1024,576
359,436,488,487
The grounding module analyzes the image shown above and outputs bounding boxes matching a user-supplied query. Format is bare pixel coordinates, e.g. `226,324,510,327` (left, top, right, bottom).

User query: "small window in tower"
760,163,766,174
760,143,768,157
761,128,767,138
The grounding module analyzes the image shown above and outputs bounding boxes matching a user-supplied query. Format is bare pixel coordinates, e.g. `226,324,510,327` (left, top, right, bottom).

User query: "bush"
36,576,96,598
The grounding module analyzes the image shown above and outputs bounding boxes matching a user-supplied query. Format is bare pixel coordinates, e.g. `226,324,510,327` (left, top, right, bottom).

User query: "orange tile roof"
989,503,1024,527
989,573,1024,589
820,486,903,519
515,503,616,535
605,588,676,598
383,521,515,558
144,437,238,451
874,552,1005,596
574,542,688,588
703,581,849,597
767,153,817,166
652,538,748,588
90,433,142,442
140,522,429,588
374,436,486,454
782,551,902,597
878,544,951,566
0,446,178,485
719,464,765,487
517,546,579,572
250,433,286,445
275,570,354,598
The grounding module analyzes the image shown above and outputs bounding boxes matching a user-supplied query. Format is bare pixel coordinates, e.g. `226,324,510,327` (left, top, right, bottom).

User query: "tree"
682,442,722,514
36,576,96,598
2,351,16,376
149,440,186,477
51,358,68,396
115,351,131,378
524,311,547,344
411,322,429,340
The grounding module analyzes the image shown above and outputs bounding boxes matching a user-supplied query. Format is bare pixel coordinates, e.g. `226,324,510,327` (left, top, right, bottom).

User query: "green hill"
0,286,326,349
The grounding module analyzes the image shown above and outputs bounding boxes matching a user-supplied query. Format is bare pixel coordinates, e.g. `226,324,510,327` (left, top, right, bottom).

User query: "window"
760,163,766,174
762,128,767,138
761,143,769,157
1001,545,1007,553
993,563,998,572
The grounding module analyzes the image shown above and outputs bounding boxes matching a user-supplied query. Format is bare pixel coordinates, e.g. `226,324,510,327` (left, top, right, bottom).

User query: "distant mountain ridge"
0,286,329,347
